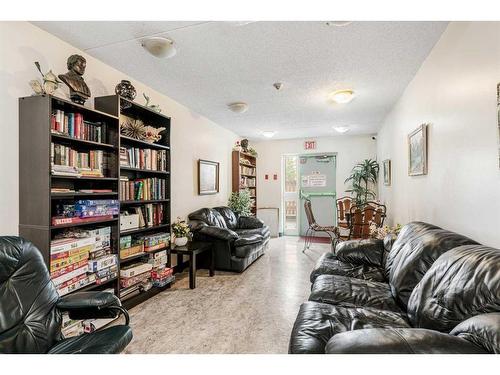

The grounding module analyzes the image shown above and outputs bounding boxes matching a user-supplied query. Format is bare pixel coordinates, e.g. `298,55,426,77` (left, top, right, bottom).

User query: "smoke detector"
273,82,283,91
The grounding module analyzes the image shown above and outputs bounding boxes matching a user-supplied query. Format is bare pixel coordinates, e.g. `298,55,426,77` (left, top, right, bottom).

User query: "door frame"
281,152,337,236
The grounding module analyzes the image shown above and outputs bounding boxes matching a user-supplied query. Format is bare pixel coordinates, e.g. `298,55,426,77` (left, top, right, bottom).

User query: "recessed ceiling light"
325,21,353,27
262,131,276,138
333,126,350,134
228,102,249,113
330,89,355,104
141,37,177,58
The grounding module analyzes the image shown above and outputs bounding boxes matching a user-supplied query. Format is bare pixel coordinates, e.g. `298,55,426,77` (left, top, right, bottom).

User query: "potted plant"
228,189,252,216
344,159,380,206
172,217,190,246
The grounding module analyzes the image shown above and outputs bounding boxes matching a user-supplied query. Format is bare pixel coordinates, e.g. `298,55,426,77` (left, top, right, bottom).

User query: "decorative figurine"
115,80,137,101
143,93,162,113
29,61,61,95
240,138,249,153
58,54,91,105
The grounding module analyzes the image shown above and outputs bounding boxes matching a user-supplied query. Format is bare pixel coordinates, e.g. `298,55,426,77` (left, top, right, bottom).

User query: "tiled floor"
124,236,329,353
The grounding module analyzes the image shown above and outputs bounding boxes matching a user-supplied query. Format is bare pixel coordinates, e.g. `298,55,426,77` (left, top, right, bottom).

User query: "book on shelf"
119,146,168,171
119,176,167,201
240,165,256,176
51,188,76,193
51,143,109,177
78,189,114,193
51,109,107,143
124,203,165,228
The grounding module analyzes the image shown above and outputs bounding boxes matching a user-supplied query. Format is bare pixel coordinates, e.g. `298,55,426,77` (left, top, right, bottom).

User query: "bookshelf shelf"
120,252,147,263
51,133,117,150
120,199,170,205
51,175,118,181
120,166,170,175
51,217,119,230
51,192,118,199
77,277,119,293
120,135,170,150
120,223,171,236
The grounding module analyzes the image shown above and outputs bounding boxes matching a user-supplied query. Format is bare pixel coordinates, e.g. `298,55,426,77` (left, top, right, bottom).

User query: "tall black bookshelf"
19,94,121,296
95,95,172,309
19,94,172,309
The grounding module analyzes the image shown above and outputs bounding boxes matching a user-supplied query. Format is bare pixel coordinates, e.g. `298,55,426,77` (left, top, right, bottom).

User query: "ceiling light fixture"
325,21,353,27
330,89,356,104
262,131,276,138
333,126,350,134
228,102,249,113
141,37,177,58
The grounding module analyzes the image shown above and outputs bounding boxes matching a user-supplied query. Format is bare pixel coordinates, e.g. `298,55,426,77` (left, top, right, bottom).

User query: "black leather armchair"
0,236,133,354
188,207,270,272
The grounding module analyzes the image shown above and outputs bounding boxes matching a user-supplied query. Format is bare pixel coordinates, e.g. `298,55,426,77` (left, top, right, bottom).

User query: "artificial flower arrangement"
370,223,402,240
172,217,191,238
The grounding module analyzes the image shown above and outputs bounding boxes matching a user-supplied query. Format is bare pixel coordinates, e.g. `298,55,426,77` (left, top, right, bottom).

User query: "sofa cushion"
450,313,500,354
235,227,270,239
385,222,478,308
234,235,263,258
407,245,500,332
234,234,263,247
289,301,410,354
188,208,227,228
213,206,239,230
310,253,386,283
309,274,403,313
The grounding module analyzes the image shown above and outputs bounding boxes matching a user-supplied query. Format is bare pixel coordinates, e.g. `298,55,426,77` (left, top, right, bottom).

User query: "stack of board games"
142,232,170,252
52,199,119,226
50,226,117,296
148,250,174,287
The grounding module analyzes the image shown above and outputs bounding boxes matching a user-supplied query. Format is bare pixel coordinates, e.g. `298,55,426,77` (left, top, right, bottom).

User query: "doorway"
282,153,337,236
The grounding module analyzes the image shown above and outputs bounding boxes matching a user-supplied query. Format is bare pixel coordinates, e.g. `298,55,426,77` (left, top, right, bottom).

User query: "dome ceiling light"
141,37,177,58
330,89,356,104
261,131,276,138
227,102,249,113
333,126,350,134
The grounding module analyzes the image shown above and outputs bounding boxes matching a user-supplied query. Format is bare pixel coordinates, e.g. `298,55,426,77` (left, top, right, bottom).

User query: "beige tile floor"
124,236,328,353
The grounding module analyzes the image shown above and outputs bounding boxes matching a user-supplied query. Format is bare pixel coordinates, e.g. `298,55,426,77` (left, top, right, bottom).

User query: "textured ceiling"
33,21,448,140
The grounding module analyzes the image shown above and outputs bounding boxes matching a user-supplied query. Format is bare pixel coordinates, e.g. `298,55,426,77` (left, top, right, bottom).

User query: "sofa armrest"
57,291,129,323
335,238,385,267
325,328,488,354
199,226,239,241
450,313,500,354
238,216,264,229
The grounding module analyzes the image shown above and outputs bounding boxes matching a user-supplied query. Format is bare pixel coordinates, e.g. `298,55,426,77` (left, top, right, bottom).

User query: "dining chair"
348,201,386,240
303,199,340,253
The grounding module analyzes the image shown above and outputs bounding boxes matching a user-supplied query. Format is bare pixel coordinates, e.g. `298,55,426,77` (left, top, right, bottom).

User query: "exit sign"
304,140,316,150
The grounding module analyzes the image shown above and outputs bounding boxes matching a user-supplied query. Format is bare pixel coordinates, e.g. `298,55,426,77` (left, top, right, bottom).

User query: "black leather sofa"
289,222,500,354
188,206,270,272
0,236,133,353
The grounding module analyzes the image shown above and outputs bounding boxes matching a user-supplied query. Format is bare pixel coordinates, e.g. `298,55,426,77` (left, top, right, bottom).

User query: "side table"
170,241,214,289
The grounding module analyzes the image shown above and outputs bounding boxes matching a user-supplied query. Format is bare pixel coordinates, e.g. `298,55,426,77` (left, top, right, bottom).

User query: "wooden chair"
336,196,352,239
347,201,386,240
303,199,340,253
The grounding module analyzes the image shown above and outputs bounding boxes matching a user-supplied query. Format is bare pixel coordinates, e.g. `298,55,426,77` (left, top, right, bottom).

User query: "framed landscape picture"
383,159,391,186
408,124,428,176
198,159,220,195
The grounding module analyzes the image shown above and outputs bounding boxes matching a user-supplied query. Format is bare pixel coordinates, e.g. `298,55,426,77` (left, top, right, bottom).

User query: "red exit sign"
304,140,316,150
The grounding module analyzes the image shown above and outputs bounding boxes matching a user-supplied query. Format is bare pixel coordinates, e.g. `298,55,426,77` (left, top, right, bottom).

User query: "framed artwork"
497,83,500,168
198,159,219,195
383,159,391,186
408,124,428,176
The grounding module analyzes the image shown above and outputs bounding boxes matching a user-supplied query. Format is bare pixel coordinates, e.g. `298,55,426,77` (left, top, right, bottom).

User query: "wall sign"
308,174,327,187
304,140,316,150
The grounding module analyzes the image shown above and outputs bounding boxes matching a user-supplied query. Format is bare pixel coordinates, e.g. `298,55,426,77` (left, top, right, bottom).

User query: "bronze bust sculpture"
58,54,91,104
240,139,249,152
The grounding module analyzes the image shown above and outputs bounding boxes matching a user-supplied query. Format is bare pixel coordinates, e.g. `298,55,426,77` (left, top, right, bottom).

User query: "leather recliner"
188,206,270,272
289,222,500,354
0,236,133,354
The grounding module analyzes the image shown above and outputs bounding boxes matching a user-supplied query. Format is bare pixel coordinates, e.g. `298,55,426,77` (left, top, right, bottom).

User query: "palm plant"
344,159,380,206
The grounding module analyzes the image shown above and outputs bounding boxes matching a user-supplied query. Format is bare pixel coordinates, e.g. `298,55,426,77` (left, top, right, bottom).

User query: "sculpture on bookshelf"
115,80,136,109
120,118,146,140
144,125,166,143
29,61,61,95
58,54,91,105
143,93,162,113
234,139,258,156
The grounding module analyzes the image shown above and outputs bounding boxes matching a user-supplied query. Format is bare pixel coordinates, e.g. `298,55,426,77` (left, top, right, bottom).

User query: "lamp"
262,131,276,138
228,102,249,113
141,37,177,58
330,89,355,104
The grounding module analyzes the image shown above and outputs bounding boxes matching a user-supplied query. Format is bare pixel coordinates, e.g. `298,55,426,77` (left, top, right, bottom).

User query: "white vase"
174,237,188,246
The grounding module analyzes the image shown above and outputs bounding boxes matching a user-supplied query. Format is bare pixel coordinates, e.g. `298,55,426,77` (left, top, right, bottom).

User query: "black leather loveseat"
289,222,500,354
188,206,270,272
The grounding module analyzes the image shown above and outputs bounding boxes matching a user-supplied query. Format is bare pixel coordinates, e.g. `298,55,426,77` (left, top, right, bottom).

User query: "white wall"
377,21,500,247
0,21,239,234
253,135,377,232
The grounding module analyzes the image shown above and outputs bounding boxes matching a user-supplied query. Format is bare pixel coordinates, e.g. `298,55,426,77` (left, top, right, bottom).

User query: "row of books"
120,249,174,299
52,199,119,226
51,143,108,177
240,166,256,176
240,176,256,188
50,227,117,296
239,157,255,168
119,147,168,171
119,176,168,201
51,109,108,143
122,203,166,228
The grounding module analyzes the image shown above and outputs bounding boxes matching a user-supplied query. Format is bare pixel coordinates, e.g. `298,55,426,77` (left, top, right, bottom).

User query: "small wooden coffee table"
170,241,214,289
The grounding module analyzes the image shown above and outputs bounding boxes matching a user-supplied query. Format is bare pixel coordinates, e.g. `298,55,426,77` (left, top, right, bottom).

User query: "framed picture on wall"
497,83,500,168
198,159,220,195
383,159,391,186
408,124,428,176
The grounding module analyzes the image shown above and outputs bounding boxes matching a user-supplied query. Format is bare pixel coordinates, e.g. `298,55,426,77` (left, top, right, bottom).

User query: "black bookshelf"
19,94,121,298
95,95,172,308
